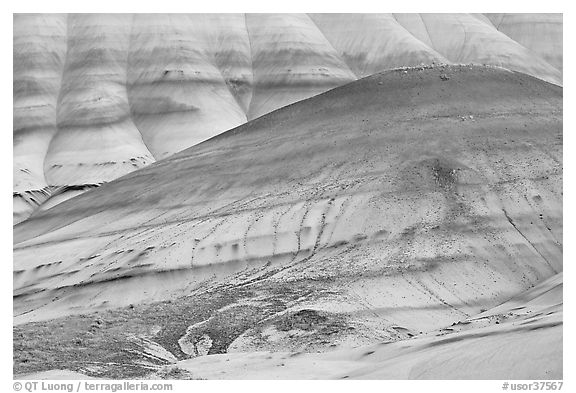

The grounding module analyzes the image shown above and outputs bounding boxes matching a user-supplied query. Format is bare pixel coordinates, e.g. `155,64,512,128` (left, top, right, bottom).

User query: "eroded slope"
15,65,561,336
13,13,563,222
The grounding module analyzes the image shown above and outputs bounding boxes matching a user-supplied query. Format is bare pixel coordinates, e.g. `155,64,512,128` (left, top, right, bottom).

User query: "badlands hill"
14,65,562,378
13,13,563,223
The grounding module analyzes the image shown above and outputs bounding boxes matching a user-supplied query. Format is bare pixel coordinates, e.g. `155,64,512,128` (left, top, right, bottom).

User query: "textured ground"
13,13,563,222
14,271,562,379
176,272,563,379
13,65,562,379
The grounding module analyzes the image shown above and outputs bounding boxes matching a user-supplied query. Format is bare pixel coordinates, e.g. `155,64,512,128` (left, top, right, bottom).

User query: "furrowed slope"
45,14,156,189
13,14,67,221
393,13,561,84
13,14,563,222
127,14,249,160
485,13,563,72
14,65,562,343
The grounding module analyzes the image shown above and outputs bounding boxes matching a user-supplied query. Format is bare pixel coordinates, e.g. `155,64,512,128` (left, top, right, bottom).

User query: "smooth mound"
13,65,562,378
13,13,562,221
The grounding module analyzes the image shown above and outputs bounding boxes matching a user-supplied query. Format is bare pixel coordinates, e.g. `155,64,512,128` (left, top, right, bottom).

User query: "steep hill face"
13,67,562,377
13,14,563,223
